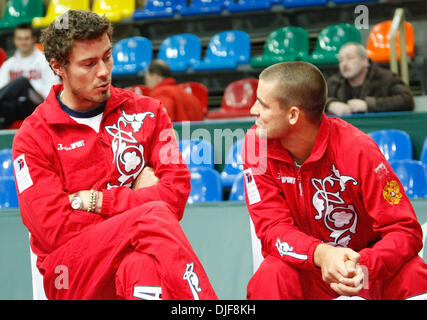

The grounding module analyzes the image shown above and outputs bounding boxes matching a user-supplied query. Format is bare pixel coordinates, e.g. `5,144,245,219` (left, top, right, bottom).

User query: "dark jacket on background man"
326,62,414,113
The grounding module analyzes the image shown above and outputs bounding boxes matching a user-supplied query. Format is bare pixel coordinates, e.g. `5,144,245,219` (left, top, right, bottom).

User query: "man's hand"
327,101,352,115
132,166,159,190
330,261,364,296
313,243,364,296
347,99,368,113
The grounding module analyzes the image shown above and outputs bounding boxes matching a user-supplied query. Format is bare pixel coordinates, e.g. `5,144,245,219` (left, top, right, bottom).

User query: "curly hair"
40,10,113,68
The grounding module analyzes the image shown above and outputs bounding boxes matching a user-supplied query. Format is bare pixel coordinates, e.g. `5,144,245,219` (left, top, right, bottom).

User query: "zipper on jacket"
297,171,307,217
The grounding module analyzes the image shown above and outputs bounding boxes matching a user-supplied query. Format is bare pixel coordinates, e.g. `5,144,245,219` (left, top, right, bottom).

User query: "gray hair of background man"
339,42,368,60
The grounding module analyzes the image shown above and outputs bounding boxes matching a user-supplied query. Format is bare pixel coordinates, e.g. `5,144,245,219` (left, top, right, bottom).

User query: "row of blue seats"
113,23,360,75
184,133,427,201
112,31,250,75
134,0,377,20
368,129,424,162
2,129,427,209
189,158,427,203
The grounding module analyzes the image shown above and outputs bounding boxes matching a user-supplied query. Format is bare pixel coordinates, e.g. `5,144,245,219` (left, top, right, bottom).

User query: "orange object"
206,78,258,119
35,43,43,52
366,20,415,63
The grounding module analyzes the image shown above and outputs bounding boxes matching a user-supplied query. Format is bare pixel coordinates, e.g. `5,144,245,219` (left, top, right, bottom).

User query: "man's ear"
362,57,369,69
50,59,64,78
288,106,300,126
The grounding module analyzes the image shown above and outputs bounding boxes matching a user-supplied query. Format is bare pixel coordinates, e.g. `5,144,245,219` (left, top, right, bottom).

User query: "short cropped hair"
147,59,172,78
259,61,327,121
40,10,113,68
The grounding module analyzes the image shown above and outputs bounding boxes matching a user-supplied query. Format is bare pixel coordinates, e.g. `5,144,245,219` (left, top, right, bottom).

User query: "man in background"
326,42,414,115
145,59,204,122
0,24,59,128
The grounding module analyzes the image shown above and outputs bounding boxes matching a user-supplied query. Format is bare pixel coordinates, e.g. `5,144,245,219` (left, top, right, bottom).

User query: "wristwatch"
71,193,83,210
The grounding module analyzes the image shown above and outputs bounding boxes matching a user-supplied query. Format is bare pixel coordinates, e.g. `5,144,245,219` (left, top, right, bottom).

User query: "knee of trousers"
128,201,184,246
126,201,178,228
137,201,175,219
383,255,427,299
247,255,303,300
115,252,161,299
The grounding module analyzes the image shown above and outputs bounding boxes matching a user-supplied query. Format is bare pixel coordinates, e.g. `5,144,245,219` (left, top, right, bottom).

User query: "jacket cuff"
359,249,374,287
308,239,324,270
99,189,113,217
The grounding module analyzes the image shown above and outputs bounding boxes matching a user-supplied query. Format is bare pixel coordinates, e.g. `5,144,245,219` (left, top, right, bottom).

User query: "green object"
302,23,361,65
0,0,44,29
251,26,309,68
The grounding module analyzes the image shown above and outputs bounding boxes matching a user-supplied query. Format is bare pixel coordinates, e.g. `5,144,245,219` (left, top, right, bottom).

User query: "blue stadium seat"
389,160,427,198
192,30,251,71
0,176,19,208
229,172,245,201
283,0,327,8
179,139,214,169
188,167,223,203
132,0,185,19
157,34,202,72
421,137,427,167
221,139,244,187
112,37,152,76
179,0,225,16
368,129,413,161
226,0,272,13
0,149,13,177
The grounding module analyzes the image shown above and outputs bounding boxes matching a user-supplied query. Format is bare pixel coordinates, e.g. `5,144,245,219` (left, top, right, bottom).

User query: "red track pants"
247,255,427,300
40,201,218,300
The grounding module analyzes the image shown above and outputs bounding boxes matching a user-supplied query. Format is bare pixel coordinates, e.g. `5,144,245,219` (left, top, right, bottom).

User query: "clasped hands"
328,99,368,115
313,243,365,297
68,166,159,213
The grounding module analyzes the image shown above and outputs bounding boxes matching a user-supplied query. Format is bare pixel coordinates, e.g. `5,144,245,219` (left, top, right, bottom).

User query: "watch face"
71,196,82,210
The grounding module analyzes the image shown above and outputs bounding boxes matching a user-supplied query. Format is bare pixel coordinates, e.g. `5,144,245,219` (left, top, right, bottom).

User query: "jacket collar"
154,77,176,89
267,113,330,166
41,84,129,124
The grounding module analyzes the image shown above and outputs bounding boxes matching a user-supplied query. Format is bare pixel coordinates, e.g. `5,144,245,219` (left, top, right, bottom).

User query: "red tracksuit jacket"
149,78,204,122
243,114,423,287
13,84,191,266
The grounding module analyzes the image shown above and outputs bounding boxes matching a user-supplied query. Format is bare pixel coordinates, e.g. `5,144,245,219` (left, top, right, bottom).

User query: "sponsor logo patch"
13,154,33,193
243,168,261,205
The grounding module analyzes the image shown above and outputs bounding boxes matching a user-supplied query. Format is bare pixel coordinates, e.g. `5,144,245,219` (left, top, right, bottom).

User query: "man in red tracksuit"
243,61,427,299
145,59,204,122
12,10,217,300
